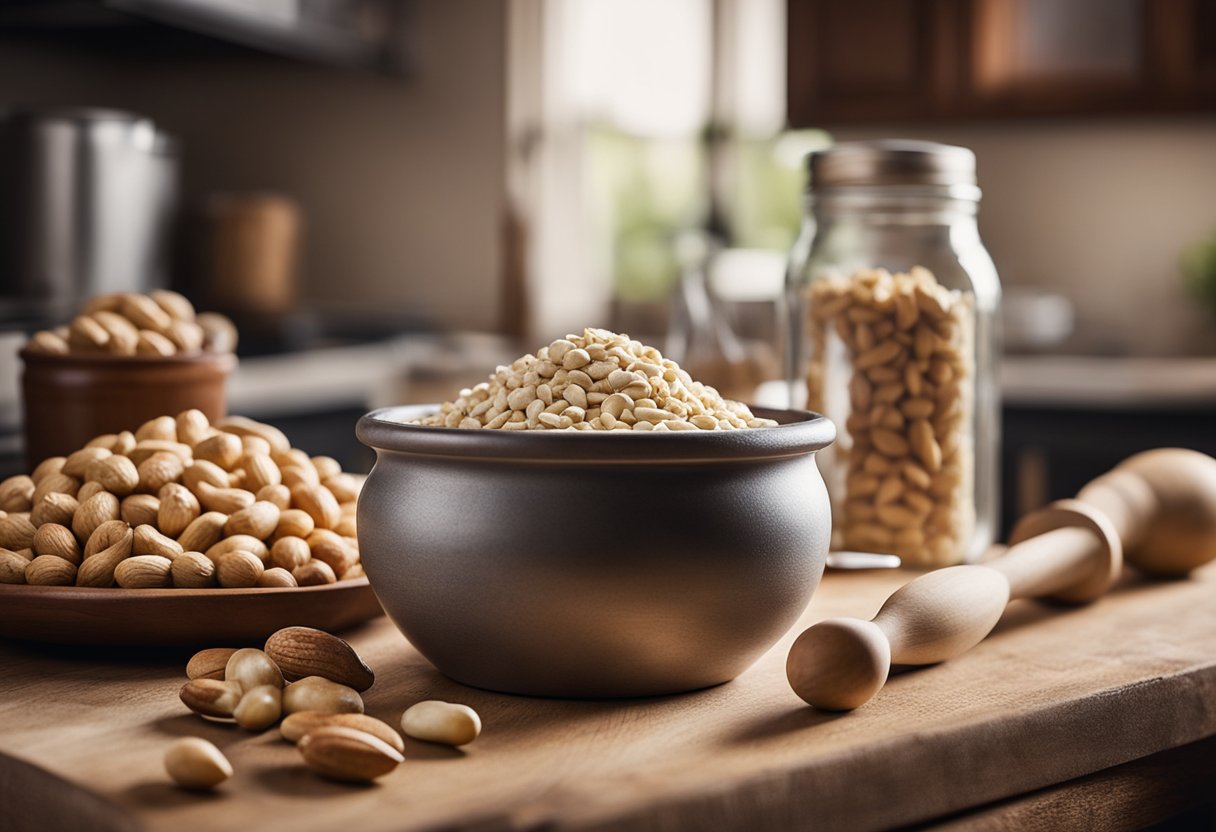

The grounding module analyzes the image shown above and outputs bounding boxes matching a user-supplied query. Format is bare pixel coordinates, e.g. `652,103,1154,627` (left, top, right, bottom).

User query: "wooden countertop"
3,564,1216,832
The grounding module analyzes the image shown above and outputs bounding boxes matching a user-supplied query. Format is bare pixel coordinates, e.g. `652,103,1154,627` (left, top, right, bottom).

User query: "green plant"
1183,235,1216,318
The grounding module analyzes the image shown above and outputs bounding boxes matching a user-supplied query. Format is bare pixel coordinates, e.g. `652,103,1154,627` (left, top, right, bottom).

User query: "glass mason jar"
785,141,1001,567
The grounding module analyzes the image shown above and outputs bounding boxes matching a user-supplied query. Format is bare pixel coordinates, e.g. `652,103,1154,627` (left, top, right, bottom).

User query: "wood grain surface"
2,564,1215,832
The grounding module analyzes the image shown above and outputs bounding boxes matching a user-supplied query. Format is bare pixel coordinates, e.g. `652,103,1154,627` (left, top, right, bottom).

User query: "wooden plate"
0,579,383,647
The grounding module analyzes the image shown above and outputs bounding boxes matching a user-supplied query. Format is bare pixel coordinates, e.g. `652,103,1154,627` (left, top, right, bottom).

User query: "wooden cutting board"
2,563,1215,832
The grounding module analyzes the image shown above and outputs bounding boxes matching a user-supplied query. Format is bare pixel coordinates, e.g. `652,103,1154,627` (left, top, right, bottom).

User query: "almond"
306,529,357,574
216,550,263,588
85,455,139,496
138,452,184,493
158,483,200,537
291,484,340,530
73,492,121,541
76,481,107,503
187,647,238,680
25,554,78,585
179,678,242,718
224,501,280,539
30,456,66,485
84,519,131,558
133,524,183,560
265,627,374,691
0,549,28,584
274,509,315,541
194,433,243,471
0,475,35,513
217,416,291,455
242,453,282,493
63,446,111,478
257,483,292,511
128,440,193,466
298,726,402,782
172,551,216,588
32,472,80,506
30,492,78,527
206,535,269,564
120,493,160,527
196,483,255,515
175,409,213,447
340,564,366,581
256,567,298,588
292,561,336,586
281,712,403,752
270,536,311,571
76,530,133,587
0,513,37,550
182,460,230,491
32,523,81,564
177,511,228,553
115,555,173,588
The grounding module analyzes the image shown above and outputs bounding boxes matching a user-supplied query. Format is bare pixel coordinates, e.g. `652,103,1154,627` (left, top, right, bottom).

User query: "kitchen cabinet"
787,0,1216,125
3,565,1216,830
1000,355,1216,538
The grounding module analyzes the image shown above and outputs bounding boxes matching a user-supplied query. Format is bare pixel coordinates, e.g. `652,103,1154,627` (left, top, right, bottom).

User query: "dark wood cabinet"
787,0,1216,125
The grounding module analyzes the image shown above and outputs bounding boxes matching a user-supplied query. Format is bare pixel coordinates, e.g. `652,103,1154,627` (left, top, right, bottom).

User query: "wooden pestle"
786,448,1216,711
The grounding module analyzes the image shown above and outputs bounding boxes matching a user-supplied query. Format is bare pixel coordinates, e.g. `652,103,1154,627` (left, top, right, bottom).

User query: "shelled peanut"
0,410,365,588
173,626,484,786
411,327,776,431
172,627,484,786
23,290,237,357
806,267,975,567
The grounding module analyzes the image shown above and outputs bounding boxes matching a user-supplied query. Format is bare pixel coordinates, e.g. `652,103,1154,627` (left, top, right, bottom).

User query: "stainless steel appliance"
0,108,178,324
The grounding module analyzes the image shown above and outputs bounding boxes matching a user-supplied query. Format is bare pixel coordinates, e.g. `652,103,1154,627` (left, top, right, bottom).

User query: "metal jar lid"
808,140,978,195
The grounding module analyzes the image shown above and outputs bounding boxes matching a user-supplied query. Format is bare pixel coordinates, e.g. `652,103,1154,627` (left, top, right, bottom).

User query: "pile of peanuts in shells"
23,289,237,357
411,328,777,431
805,266,975,568
0,410,364,588
168,626,482,787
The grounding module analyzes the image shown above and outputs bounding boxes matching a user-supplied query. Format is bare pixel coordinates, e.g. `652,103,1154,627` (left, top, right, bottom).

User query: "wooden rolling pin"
787,448,1216,711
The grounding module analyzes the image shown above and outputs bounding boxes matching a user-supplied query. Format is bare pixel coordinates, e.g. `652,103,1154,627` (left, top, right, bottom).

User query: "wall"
0,1,506,331
836,118,1216,356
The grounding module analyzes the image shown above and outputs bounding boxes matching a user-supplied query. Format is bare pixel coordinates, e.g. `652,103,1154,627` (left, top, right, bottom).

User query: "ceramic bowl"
356,404,835,697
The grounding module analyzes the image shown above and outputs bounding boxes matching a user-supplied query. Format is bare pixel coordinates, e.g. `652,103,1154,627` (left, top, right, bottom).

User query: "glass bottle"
785,141,1001,567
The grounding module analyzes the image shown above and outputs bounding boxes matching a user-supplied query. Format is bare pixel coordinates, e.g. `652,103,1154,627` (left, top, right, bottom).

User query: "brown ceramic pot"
356,404,836,698
20,349,236,467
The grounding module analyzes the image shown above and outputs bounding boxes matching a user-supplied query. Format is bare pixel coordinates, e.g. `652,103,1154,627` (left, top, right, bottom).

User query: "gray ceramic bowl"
356,404,835,698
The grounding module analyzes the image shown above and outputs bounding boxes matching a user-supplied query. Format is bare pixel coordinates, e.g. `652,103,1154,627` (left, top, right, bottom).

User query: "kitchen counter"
1002,354,1216,407
2,564,1215,831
